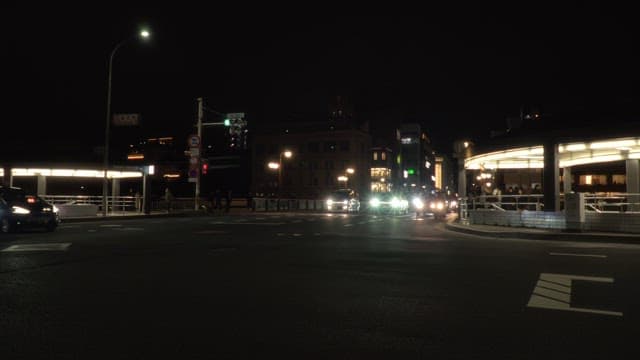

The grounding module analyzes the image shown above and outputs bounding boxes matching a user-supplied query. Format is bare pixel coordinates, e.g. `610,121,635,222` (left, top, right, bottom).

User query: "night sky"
4,4,639,161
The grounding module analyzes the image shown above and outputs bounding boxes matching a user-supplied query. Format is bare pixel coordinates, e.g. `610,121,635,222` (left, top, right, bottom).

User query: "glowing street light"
346,167,355,174
102,28,151,217
268,162,280,170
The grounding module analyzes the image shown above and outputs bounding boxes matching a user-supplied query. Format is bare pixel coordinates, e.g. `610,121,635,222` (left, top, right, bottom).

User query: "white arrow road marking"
2,243,72,252
549,252,607,258
527,273,623,317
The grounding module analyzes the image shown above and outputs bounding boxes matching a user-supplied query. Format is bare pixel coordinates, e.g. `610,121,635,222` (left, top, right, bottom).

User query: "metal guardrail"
41,195,138,213
460,192,640,214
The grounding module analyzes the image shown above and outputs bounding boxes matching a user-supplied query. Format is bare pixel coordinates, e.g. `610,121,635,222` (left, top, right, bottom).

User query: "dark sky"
5,3,640,160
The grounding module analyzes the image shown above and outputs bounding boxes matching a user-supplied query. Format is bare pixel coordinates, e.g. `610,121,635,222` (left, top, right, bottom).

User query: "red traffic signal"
202,162,208,175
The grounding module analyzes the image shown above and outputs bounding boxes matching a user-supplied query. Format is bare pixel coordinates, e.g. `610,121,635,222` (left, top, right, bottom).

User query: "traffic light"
201,160,208,175
224,119,231,126
407,168,416,175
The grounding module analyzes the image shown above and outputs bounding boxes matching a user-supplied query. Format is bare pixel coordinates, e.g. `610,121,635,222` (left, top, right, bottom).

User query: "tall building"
398,124,436,192
370,147,393,193
251,97,371,198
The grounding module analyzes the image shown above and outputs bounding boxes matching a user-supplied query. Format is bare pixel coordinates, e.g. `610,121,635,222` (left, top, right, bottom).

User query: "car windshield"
330,190,352,200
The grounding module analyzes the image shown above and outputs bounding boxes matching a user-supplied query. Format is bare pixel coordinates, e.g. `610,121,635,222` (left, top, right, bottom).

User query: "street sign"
112,113,140,126
226,112,245,120
188,134,201,148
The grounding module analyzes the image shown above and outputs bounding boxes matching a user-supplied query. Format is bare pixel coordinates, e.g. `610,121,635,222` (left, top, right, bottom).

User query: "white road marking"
527,273,622,317
344,224,353,227
88,229,97,233
58,225,80,229
2,243,72,252
209,221,285,225
113,227,145,231
549,252,607,258
193,230,229,235
277,233,285,236
292,233,302,237
100,224,122,227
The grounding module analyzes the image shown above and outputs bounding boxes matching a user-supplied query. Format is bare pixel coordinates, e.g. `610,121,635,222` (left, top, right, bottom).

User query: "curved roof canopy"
465,137,640,170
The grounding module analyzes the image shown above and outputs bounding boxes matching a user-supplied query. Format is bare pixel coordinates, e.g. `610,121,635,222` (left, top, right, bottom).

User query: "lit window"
373,152,378,161
381,152,386,161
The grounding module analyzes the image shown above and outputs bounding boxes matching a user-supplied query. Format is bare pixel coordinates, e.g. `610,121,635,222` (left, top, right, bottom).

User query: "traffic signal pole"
193,97,244,211
195,97,204,211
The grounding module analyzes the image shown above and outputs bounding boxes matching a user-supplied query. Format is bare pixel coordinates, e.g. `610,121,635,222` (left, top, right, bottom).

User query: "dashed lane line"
549,252,607,258
2,243,72,252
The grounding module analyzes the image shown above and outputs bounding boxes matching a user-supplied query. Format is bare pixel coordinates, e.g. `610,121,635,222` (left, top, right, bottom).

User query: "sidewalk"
60,207,255,223
445,221,640,244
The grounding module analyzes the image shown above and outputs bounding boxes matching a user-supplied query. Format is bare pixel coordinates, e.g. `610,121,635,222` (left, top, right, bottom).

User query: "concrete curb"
60,211,205,223
444,222,640,244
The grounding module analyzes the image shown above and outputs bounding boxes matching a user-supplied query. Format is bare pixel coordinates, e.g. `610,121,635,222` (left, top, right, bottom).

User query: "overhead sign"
226,112,245,120
188,134,201,148
112,113,140,126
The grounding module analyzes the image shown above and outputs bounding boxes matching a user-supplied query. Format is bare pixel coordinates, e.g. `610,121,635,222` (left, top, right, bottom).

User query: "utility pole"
195,97,204,211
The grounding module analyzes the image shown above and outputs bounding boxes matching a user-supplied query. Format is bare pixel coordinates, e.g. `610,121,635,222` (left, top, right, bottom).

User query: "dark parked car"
0,186,60,233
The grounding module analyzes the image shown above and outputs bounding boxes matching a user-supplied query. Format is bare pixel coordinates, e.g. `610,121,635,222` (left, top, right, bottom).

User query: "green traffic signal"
224,119,231,126
407,168,415,175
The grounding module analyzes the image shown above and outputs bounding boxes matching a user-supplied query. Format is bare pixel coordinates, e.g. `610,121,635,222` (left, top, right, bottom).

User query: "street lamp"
102,29,150,217
278,150,292,197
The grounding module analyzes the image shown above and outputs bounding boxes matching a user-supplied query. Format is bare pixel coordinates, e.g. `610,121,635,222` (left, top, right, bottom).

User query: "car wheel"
1,218,12,233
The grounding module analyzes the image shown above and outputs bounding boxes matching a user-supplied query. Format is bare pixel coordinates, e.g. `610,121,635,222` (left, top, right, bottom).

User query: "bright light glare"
283,151,292,158
268,162,280,169
140,30,150,38
370,198,380,207
391,197,401,208
12,206,30,214
412,197,424,209
346,168,355,174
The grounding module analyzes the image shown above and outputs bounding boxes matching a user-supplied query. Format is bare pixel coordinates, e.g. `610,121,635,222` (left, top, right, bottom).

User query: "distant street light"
267,151,293,197
346,167,355,174
102,29,151,217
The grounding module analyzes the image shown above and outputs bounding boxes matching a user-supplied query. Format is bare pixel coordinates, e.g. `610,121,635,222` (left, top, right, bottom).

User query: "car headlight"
391,197,401,208
370,198,380,207
343,200,348,205
412,197,424,209
450,200,457,208
12,206,30,214
436,202,444,210
53,205,59,213
430,202,436,209
327,199,333,206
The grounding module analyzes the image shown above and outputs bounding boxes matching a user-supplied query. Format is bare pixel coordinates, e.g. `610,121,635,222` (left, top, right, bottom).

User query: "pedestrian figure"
164,188,173,213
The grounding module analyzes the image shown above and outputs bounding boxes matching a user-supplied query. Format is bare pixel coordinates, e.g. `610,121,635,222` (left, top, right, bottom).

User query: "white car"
326,190,360,213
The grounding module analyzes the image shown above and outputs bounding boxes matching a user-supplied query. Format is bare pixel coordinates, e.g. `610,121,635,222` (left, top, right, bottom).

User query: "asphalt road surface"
2,212,639,359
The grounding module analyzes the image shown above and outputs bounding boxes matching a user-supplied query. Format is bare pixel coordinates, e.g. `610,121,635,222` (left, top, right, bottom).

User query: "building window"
381,152,386,161
579,175,607,185
373,152,378,161
612,175,626,185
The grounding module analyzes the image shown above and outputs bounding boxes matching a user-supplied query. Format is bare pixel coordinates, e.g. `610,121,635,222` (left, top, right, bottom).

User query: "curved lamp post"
102,29,150,217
